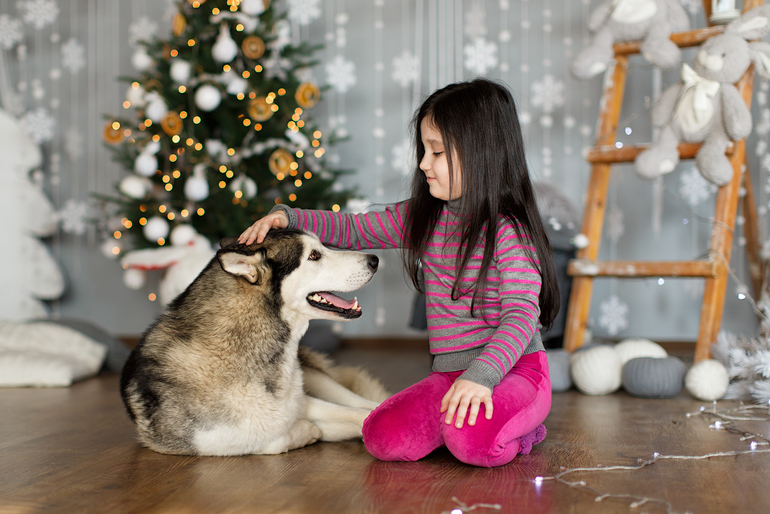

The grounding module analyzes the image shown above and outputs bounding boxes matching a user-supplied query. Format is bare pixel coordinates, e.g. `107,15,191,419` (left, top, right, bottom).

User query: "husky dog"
120,229,389,456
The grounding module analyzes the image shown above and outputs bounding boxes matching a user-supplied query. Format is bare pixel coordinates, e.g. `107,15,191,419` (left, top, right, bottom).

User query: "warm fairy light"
112,246,121,255
227,148,235,156
304,171,312,179
170,49,178,57
296,150,304,158
139,217,147,225
288,193,297,201
294,179,302,187
194,143,203,151
288,121,296,129
158,206,167,214
226,170,234,178
242,70,250,78
193,116,201,124
236,23,244,31
188,39,196,47
172,170,181,178
111,121,120,130
181,209,189,217
255,65,263,72
313,130,322,138
169,155,177,162
212,7,220,14
237,93,245,100
223,64,231,72
278,88,286,95
139,204,147,212
197,207,205,215
254,123,262,131
248,91,257,99
234,190,243,198
243,119,251,126
314,148,325,158
113,231,122,239
186,138,194,146
291,114,300,122
295,108,303,115
332,204,340,212
290,162,298,170
271,105,279,112
180,111,187,119
145,119,152,127
168,212,175,220
162,175,170,183
274,197,282,204
149,293,156,301
123,129,132,137
312,140,320,147
132,82,139,89
219,165,227,172
219,181,226,188
178,85,186,93
123,101,130,109
122,219,132,228
172,135,180,143
276,172,285,180
165,184,173,191
297,120,305,128
289,169,297,177
152,134,160,142
157,238,165,245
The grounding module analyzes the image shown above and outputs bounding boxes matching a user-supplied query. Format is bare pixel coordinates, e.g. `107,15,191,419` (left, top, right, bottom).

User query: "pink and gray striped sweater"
271,200,544,390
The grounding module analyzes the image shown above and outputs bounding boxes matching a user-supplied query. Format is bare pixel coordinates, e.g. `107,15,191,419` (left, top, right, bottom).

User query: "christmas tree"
100,0,356,254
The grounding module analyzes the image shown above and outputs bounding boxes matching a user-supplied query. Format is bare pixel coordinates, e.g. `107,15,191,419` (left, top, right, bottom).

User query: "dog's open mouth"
307,292,362,319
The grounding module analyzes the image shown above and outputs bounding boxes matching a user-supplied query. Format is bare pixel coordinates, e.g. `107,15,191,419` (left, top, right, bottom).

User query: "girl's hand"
440,379,493,429
237,211,289,245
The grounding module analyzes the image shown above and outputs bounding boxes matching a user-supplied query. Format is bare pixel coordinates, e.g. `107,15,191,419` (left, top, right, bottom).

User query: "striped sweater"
271,200,544,390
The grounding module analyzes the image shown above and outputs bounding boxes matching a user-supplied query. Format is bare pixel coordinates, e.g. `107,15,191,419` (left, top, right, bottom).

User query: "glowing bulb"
658,278,665,285
534,476,544,485
751,441,758,450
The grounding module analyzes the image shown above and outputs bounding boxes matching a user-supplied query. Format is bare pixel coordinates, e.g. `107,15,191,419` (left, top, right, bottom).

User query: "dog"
120,229,389,456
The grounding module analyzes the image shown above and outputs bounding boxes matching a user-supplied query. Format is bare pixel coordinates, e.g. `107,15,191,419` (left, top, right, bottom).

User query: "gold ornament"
295,82,321,109
161,112,184,136
268,148,294,176
172,13,187,37
187,0,207,4
241,36,265,60
248,97,273,121
103,121,124,145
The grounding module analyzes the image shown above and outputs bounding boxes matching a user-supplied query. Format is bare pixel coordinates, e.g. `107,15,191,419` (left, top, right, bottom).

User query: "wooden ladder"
563,0,764,362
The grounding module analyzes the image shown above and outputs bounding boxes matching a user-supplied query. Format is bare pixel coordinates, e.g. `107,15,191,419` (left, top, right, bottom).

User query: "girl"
239,78,559,468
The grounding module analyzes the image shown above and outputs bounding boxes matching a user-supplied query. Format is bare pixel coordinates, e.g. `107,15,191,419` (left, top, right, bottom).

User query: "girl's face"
419,116,462,201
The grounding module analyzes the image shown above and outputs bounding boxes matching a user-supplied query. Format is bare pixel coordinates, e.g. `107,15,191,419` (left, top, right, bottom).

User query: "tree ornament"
241,0,269,16
119,175,153,199
212,24,238,63
134,153,158,177
242,35,265,59
161,111,184,136
123,268,147,290
230,175,258,199
169,59,192,83
295,82,321,108
170,224,197,246
268,148,294,176
143,216,170,242
223,71,249,96
103,121,124,145
185,164,210,201
144,94,169,123
126,84,147,108
172,13,187,37
131,48,153,71
194,84,222,112
248,97,273,121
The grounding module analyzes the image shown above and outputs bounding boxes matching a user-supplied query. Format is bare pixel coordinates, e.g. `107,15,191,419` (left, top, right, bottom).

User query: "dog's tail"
299,346,390,403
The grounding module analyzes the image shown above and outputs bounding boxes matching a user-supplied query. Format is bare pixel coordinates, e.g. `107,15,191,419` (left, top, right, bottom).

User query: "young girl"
239,78,559,468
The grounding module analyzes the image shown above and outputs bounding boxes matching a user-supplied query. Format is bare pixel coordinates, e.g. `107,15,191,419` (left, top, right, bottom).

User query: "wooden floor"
2,345,769,514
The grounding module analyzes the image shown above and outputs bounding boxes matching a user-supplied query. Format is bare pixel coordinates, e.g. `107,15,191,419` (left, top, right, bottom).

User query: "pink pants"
362,351,551,468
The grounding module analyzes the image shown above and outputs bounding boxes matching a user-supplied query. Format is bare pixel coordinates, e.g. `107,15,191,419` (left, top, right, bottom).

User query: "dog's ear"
219,236,239,248
217,250,266,285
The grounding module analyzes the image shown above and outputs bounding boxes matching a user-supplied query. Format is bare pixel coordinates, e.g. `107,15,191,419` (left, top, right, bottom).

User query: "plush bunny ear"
726,5,770,40
750,41,770,80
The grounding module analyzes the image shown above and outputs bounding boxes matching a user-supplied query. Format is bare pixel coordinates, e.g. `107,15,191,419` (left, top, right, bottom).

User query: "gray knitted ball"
546,350,572,392
622,357,686,398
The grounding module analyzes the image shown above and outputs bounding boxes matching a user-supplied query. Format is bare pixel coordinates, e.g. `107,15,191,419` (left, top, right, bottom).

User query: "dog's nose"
367,254,379,272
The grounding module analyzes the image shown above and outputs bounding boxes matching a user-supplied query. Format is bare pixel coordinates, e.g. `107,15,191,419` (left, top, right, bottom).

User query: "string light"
441,498,501,514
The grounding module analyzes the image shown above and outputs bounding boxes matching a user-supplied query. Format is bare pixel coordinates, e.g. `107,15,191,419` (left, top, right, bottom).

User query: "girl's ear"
726,5,770,40
750,41,770,80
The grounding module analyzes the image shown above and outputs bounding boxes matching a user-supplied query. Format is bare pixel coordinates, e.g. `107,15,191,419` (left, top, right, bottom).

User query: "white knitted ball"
143,216,170,242
615,338,668,366
685,359,729,401
570,345,622,395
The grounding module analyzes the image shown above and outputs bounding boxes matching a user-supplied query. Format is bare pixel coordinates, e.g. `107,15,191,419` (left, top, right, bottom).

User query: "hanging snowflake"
464,38,498,75
0,15,24,50
128,17,158,47
21,108,56,144
64,127,84,161
262,51,292,81
679,0,703,15
598,294,629,336
391,139,413,176
325,55,357,93
57,199,90,235
61,38,86,75
605,204,625,243
679,165,716,207
288,0,322,26
531,74,566,114
464,4,487,40
21,0,59,30
392,50,420,88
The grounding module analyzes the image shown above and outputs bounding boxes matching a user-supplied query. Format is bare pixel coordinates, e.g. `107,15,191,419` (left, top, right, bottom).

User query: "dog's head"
217,229,378,321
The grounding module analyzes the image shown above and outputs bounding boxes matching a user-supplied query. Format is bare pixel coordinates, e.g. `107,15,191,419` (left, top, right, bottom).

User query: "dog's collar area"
307,292,362,319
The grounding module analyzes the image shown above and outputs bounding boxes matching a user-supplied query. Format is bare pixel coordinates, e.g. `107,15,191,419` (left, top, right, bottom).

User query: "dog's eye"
309,250,321,261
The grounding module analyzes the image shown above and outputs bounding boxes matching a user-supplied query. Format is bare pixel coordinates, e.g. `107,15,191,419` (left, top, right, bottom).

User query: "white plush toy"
0,109,65,321
635,5,770,185
120,224,216,305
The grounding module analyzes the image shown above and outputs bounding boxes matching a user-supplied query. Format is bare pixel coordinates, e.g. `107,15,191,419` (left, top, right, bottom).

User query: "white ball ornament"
230,175,258,199
143,216,170,242
195,84,221,112
573,233,590,249
123,268,147,290
685,359,729,401
144,96,168,123
225,75,249,96
131,48,153,71
615,338,668,366
170,224,198,246
126,85,147,108
241,0,267,16
119,175,152,199
212,24,239,63
570,345,622,395
134,153,158,177
185,176,210,201
170,59,192,83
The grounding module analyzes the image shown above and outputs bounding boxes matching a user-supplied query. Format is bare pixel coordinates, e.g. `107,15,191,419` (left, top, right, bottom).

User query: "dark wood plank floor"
1,345,769,513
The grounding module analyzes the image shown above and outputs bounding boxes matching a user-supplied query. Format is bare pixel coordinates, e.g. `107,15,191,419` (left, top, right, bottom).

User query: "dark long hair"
403,78,560,330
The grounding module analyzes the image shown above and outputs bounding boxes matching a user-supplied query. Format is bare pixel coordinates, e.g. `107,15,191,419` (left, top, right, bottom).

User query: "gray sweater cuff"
269,204,298,228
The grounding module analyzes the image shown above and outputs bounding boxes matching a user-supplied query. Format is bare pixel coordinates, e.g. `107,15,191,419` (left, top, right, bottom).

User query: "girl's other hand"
237,210,289,245
440,379,493,429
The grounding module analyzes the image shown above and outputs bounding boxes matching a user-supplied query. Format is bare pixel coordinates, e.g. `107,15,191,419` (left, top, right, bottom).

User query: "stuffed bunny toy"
572,0,690,80
635,5,770,186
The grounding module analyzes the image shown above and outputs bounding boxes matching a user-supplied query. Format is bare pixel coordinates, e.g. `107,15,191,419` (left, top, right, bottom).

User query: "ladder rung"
568,259,717,278
613,26,725,56
586,142,734,164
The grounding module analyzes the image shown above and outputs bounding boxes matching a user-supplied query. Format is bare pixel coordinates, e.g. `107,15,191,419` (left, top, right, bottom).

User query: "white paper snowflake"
391,139,413,176
64,127,84,161
61,38,86,75
262,51,292,81
679,0,703,15
598,294,629,336
22,0,59,30
288,0,322,26
679,165,716,207
21,108,56,144
392,51,420,88
605,204,625,243
0,15,24,50
531,74,566,114
57,199,90,235
128,17,158,47
326,55,357,93
464,38,498,75
464,4,487,39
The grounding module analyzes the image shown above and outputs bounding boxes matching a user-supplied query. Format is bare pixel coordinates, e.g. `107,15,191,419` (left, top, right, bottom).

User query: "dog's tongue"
319,292,356,310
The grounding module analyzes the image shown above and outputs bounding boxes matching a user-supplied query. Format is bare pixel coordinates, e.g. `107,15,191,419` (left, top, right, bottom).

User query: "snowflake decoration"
288,0,322,26
326,55,357,93
464,4,487,39
57,199,90,235
262,51,292,81
21,108,56,144
464,38,498,75
391,139,413,176
531,74,566,114
22,0,59,30
0,15,24,50
679,0,703,15
679,165,716,207
598,294,629,336
392,51,420,88
64,127,84,161
605,204,625,243
61,38,86,75
128,17,158,47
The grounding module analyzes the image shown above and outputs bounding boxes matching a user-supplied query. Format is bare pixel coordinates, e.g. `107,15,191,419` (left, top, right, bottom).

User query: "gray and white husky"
120,229,389,456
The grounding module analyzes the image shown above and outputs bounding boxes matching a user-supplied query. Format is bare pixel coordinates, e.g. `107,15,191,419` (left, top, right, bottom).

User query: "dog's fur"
120,229,389,456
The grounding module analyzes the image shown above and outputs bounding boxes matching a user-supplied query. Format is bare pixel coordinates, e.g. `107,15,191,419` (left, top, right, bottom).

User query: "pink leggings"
362,351,551,468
